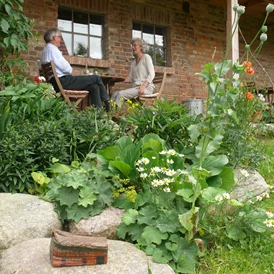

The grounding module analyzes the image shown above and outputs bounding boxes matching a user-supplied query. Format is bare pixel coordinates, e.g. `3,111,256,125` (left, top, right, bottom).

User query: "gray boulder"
0,238,175,274
231,169,269,202
0,193,61,251
69,207,125,239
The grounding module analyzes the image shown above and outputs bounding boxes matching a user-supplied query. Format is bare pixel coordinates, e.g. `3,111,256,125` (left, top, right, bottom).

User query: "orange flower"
34,76,41,83
243,61,252,67
244,67,254,75
246,92,254,100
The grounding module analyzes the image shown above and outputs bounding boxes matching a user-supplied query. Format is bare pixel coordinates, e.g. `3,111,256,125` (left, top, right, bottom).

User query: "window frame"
132,21,167,66
58,7,105,59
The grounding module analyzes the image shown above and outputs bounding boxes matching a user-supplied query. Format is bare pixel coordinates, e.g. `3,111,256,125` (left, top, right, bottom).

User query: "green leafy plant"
0,0,39,87
42,159,114,223
97,133,235,273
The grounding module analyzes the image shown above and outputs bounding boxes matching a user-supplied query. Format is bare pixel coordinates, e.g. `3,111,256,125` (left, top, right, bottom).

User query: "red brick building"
22,0,274,102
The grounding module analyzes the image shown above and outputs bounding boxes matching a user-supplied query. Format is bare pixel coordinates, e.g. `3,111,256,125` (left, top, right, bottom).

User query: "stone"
230,169,269,202
69,207,125,239
0,238,175,274
0,193,62,251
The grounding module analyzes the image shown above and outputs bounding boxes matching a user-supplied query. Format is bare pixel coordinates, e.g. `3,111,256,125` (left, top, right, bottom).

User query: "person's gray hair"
131,38,147,53
44,28,62,43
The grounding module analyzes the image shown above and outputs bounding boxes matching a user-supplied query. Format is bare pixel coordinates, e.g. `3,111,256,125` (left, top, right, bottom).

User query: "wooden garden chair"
40,61,88,111
138,68,167,105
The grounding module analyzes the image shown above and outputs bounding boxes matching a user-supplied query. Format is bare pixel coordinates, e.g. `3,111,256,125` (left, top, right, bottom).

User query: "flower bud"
245,45,250,50
233,4,239,11
266,4,274,13
260,33,267,42
261,26,268,33
236,6,245,15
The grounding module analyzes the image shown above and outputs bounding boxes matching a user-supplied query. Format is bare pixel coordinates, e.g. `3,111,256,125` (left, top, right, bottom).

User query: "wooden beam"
226,0,239,65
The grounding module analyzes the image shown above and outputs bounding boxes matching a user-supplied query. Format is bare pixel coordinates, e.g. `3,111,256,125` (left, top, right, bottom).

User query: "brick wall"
22,0,274,102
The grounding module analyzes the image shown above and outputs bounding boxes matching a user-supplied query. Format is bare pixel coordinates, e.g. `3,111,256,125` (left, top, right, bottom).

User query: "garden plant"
0,1,274,274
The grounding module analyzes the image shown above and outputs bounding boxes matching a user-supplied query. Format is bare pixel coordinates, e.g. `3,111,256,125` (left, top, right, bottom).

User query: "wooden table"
101,75,125,95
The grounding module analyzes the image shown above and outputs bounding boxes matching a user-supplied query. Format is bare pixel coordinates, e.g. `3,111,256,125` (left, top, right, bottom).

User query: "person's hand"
138,84,146,95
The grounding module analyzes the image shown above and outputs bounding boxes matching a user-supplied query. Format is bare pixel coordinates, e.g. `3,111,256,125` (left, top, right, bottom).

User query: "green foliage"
0,0,39,86
97,133,235,273
119,97,197,151
0,82,123,194
42,160,113,223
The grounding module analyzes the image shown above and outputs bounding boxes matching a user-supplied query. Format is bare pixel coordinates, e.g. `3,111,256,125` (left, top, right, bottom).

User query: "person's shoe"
104,100,110,112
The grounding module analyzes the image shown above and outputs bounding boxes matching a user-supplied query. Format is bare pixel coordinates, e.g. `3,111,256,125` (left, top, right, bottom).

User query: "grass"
196,137,274,274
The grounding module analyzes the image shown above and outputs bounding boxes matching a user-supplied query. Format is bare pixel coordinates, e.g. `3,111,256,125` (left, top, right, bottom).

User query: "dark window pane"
155,47,165,66
74,11,88,34
58,8,72,32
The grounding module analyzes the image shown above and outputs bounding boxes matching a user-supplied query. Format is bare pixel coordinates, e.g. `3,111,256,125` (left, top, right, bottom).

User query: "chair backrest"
154,68,167,99
40,61,71,104
138,68,167,102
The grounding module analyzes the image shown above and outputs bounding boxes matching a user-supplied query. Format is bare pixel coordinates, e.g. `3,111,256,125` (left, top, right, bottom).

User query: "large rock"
69,207,125,239
0,238,175,274
0,193,62,251
231,170,269,202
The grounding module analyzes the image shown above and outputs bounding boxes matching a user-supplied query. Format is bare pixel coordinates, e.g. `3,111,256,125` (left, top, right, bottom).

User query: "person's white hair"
131,38,147,53
44,28,62,43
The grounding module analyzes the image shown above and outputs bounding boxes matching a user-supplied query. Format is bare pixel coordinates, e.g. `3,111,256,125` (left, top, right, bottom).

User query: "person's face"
132,41,142,55
52,33,62,47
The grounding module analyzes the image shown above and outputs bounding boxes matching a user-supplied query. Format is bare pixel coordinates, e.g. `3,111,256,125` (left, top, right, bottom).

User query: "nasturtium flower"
243,61,252,67
244,66,254,75
246,92,254,100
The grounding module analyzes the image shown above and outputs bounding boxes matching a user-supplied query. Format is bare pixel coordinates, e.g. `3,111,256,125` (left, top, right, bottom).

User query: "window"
132,22,167,66
58,7,104,59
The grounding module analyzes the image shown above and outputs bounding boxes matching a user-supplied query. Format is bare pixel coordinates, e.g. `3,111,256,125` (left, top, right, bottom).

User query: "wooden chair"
138,68,167,104
40,60,88,111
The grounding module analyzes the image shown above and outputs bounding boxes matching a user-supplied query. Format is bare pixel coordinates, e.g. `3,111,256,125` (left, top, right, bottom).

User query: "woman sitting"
111,38,155,107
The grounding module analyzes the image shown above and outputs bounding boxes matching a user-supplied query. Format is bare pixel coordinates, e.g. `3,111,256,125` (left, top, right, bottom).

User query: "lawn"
197,137,274,274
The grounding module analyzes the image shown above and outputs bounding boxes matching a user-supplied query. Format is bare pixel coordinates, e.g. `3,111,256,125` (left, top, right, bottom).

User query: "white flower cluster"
264,211,274,228
136,150,185,191
215,193,230,202
256,192,270,201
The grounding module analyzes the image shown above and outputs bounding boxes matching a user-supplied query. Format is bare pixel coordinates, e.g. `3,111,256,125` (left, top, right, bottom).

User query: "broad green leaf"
178,209,194,232
215,60,232,76
142,226,168,245
120,143,140,168
78,187,96,207
98,146,120,160
201,187,226,202
188,124,200,143
152,249,169,264
0,18,9,33
226,225,246,240
109,160,132,177
176,239,199,274
66,204,91,223
31,172,50,185
202,155,229,176
116,222,129,239
122,209,139,225
51,163,71,174
218,167,235,191
127,223,146,241
115,136,133,151
138,205,158,225
176,188,194,203
58,186,79,207
91,181,113,206
63,172,88,189
155,211,180,233
165,242,178,251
